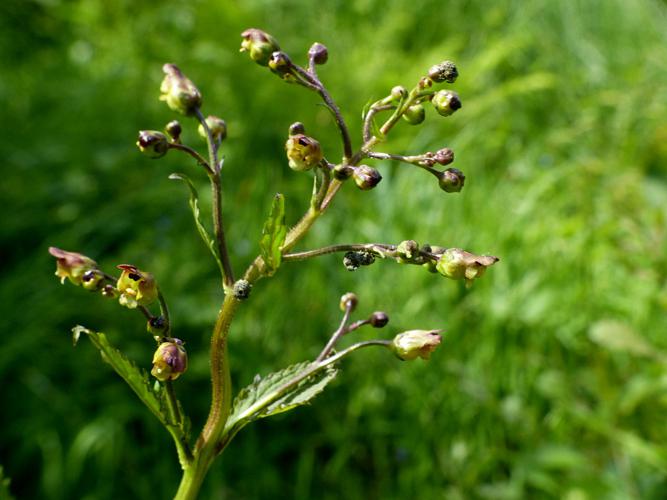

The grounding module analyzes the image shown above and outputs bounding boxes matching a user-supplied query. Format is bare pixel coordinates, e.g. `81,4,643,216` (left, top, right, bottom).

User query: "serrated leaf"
227,361,338,432
72,326,169,425
169,173,225,279
259,193,287,276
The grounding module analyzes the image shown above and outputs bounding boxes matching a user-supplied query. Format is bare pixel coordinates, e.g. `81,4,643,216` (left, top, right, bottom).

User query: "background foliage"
2,0,667,498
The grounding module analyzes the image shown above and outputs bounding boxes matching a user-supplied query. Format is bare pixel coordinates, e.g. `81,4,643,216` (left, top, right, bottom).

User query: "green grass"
2,0,667,498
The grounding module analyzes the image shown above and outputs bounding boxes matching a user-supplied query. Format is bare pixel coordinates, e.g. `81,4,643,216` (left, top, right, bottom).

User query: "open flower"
151,339,188,381
48,247,98,286
116,264,158,309
391,329,443,360
285,133,323,171
436,248,498,285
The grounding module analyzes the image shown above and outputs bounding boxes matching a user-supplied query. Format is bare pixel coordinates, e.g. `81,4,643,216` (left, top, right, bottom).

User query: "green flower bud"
391,329,443,361
147,316,168,338
391,85,408,100
340,292,358,312
116,264,158,309
137,130,169,159
432,90,461,117
402,104,426,125
435,248,499,285
197,115,227,142
289,122,306,136
418,76,434,90
369,311,389,328
48,247,98,286
352,165,382,190
396,240,419,261
165,120,182,141
151,339,188,382
428,60,458,83
285,133,323,171
308,42,328,65
268,51,294,79
233,279,252,300
81,269,104,291
240,28,281,66
159,63,202,116
438,168,465,193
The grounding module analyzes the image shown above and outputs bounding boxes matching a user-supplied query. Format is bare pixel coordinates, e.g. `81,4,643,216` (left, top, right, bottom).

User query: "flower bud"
391,329,443,361
289,122,306,136
343,251,375,271
418,77,434,90
438,168,465,193
285,133,323,171
165,120,182,141
402,104,426,125
435,248,499,284
333,164,353,180
352,165,382,190
116,264,158,309
81,269,104,291
147,316,168,337
340,292,358,312
240,28,281,66
233,279,252,300
308,42,328,65
369,311,389,328
391,85,408,100
433,148,454,166
159,64,202,116
396,240,419,261
151,339,188,381
268,51,294,80
428,60,458,83
137,130,169,159
198,115,227,142
432,90,461,117
48,247,98,286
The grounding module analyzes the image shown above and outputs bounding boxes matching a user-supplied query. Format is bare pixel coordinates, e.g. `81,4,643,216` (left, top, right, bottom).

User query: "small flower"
308,42,328,65
285,133,323,171
268,51,294,79
402,103,426,125
165,120,182,141
81,269,104,291
48,247,98,286
435,248,499,285
240,28,281,66
339,292,358,312
432,90,462,117
137,130,169,159
391,329,443,360
438,168,465,193
428,60,458,84
369,311,389,328
116,264,158,309
198,115,227,142
159,63,202,116
151,339,188,381
352,165,382,190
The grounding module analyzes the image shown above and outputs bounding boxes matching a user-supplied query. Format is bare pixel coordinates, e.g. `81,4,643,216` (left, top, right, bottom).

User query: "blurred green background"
2,0,667,498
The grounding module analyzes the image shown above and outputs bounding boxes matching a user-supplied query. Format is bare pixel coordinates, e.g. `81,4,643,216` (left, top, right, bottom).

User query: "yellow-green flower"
159,63,202,116
436,248,498,285
116,264,158,309
285,133,323,171
48,247,98,286
151,339,188,381
391,329,443,360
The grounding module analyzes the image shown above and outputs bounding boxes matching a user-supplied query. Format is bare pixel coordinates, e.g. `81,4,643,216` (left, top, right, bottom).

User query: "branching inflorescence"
49,29,498,499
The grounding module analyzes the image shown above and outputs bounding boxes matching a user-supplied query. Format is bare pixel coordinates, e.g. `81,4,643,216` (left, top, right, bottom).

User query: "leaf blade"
259,193,287,276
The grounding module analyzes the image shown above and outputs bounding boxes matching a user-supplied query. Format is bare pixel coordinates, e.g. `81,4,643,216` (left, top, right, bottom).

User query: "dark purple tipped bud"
165,120,182,141
268,51,293,78
159,64,202,116
240,28,281,66
333,164,354,180
289,122,306,136
428,60,458,83
147,316,168,337
369,311,389,328
151,340,188,381
438,168,465,193
137,130,169,159
433,148,454,166
432,90,461,117
308,42,329,65
352,165,382,191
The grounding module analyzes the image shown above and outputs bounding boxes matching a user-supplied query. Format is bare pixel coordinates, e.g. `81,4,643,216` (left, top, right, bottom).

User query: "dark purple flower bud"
438,168,465,193
369,312,389,328
352,165,382,190
432,90,461,117
308,42,329,65
137,130,169,159
151,340,188,381
165,120,182,141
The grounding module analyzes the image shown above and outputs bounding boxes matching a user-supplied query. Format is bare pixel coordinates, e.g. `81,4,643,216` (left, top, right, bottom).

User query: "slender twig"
363,104,395,142
168,143,213,175
316,302,353,362
283,243,394,262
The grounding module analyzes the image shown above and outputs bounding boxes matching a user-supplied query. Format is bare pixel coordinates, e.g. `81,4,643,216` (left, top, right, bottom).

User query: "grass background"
2,0,667,498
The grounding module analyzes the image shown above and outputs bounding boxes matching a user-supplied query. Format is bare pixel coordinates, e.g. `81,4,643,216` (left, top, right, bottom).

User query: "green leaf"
72,326,170,427
227,361,338,432
169,173,225,279
259,193,287,276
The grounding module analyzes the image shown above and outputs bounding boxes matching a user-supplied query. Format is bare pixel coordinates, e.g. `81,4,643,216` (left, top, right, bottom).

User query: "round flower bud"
433,148,454,166
285,134,323,171
438,168,465,193
428,60,458,83
308,42,329,65
435,248,499,284
116,264,158,309
198,115,227,142
81,269,104,291
391,85,408,100
48,247,98,286
352,165,382,191
369,311,389,328
402,104,426,125
391,329,443,361
268,51,293,79
333,164,353,180
240,28,281,66
232,279,252,300
137,130,169,159
165,120,182,141
159,64,202,116
432,90,461,117
289,122,306,136
147,316,169,338
339,292,358,312
151,339,188,382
